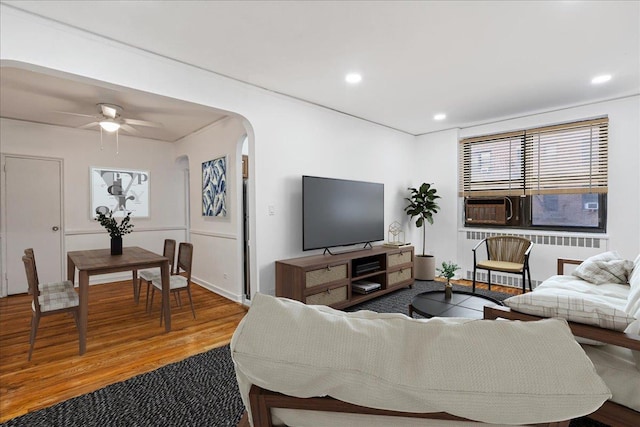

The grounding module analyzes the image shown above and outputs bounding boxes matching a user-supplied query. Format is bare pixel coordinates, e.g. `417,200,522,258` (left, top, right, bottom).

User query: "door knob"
52,226,59,231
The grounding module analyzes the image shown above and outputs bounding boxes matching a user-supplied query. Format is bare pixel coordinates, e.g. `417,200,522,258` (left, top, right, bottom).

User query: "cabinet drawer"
305,264,348,288
388,251,412,267
306,285,348,306
388,268,412,286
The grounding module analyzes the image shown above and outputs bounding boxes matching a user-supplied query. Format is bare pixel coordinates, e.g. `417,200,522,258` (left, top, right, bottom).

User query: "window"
459,117,608,232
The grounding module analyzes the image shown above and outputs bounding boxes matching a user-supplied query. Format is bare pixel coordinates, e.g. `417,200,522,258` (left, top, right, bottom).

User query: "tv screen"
303,176,384,251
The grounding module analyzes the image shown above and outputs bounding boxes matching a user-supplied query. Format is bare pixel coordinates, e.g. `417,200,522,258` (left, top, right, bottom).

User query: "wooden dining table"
67,246,172,355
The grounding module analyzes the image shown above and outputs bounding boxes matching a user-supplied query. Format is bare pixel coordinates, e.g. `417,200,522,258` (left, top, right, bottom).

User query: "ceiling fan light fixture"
345,73,362,84
99,119,121,132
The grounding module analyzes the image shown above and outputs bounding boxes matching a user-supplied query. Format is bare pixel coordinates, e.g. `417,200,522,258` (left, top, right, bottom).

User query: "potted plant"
436,261,460,299
404,183,440,280
96,210,134,255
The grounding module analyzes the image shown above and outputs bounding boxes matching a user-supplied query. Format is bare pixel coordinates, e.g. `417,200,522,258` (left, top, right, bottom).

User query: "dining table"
67,246,172,355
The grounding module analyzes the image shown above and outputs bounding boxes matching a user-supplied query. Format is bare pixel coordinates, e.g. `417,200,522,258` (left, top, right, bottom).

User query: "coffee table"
409,290,503,319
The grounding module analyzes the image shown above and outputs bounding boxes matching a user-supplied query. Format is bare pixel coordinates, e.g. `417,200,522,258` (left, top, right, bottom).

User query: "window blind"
459,131,525,197
459,117,608,197
524,117,608,195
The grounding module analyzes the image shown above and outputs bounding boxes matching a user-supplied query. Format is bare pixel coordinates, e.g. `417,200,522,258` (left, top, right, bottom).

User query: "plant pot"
414,255,435,280
110,237,123,255
444,282,453,299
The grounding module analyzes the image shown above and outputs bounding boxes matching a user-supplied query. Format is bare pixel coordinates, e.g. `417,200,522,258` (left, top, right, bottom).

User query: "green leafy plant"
95,210,134,238
404,183,440,256
436,261,460,284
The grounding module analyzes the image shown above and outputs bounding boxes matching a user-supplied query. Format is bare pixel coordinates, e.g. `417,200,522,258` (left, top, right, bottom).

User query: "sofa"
231,293,611,427
485,251,640,426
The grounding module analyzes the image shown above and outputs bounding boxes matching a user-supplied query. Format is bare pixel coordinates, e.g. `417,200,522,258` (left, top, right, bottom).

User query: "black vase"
110,237,123,255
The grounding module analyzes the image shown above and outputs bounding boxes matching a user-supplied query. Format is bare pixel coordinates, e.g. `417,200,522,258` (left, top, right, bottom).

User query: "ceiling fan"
57,103,163,135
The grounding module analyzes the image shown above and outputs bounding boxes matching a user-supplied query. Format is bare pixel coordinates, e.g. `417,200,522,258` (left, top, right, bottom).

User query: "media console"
275,246,414,309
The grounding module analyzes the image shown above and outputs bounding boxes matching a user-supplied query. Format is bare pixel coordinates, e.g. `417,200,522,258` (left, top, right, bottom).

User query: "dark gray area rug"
1,345,244,427
2,281,607,427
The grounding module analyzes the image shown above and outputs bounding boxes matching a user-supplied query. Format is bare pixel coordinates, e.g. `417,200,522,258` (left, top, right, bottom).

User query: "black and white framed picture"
202,156,227,217
90,167,150,217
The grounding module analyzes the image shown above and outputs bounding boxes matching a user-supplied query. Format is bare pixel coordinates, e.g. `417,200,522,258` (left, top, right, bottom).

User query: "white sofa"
231,293,610,427
488,252,640,425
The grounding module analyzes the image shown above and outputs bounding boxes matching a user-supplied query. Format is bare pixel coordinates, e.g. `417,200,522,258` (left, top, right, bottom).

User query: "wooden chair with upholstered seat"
24,248,74,294
22,255,80,361
472,235,533,293
137,239,176,311
150,242,195,324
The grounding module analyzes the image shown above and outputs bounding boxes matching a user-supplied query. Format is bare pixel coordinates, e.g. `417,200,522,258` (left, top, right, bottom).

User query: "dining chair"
22,255,80,361
150,242,195,324
137,239,177,310
24,248,74,294
472,235,533,293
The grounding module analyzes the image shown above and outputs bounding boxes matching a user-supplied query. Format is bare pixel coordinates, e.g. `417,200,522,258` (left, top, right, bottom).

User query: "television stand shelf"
276,246,414,309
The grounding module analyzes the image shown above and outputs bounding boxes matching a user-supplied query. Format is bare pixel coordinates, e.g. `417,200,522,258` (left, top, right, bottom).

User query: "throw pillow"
572,251,634,285
624,254,640,318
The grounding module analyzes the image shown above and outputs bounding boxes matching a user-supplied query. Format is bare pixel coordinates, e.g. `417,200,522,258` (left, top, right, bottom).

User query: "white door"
4,156,63,295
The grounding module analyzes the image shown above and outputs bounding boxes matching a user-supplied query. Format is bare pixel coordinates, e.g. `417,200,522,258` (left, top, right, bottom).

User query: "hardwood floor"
0,281,248,422
0,278,518,422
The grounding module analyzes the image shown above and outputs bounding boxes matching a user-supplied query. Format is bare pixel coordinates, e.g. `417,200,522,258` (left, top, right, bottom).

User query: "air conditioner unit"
465,197,515,225
584,202,599,210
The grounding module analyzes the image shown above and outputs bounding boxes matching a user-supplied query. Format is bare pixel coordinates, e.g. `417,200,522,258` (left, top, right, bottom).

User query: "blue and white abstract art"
202,156,227,217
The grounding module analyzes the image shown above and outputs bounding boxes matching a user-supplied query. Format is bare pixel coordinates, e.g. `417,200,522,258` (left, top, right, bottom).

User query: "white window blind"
459,117,608,197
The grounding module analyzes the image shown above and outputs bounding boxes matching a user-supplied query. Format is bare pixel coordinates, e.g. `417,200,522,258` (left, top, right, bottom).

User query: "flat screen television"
303,175,384,251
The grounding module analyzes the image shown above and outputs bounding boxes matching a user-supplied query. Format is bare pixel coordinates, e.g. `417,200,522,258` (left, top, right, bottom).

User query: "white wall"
250,94,416,295
174,117,247,301
411,129,460,263
416,96,640,286
0,118,187,285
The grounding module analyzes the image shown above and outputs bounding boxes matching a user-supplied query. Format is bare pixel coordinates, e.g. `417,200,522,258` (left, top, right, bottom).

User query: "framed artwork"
90,167,150,217
202,156,227,217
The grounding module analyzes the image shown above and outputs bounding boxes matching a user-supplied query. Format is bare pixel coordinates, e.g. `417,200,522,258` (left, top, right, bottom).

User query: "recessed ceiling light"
591,74,612,84
433,113,446,121
345,73,362,84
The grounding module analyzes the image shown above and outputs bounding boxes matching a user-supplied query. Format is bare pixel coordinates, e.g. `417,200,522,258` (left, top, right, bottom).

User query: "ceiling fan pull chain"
100,126,104,151
116,130,119,155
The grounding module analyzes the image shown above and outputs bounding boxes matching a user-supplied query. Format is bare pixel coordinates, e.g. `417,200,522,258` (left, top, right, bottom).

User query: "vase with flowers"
95,210,134,255
436,261,460,300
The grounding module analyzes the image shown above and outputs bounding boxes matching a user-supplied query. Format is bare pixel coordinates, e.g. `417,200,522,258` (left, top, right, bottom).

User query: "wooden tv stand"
276,246,414,309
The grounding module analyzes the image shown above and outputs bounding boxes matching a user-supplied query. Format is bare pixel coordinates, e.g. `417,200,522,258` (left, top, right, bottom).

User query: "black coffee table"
409,290,503,319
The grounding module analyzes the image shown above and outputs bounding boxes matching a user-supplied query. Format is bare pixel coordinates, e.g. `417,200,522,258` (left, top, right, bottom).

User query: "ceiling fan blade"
53,110,97,119
78,122,99,130
120,124,141,135
123,118,163,128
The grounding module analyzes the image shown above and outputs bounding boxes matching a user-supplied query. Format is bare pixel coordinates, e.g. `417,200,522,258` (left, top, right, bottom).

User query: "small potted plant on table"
436,261,460,299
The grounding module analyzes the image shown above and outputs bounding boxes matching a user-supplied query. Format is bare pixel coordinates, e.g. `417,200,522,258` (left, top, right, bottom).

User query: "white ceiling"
1,1,639,139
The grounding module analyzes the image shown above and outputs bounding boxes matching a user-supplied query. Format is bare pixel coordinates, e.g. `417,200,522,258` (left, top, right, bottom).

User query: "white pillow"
572,251,634,285
504,289,635,331
624,254,640,318
232,293,610,425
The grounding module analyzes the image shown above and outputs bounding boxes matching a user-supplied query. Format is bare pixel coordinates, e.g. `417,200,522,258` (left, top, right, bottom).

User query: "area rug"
1,345,244,427
2,283,607,427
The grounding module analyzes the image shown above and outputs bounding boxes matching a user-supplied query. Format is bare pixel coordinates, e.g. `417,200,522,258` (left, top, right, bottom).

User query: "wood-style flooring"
0,281,248,422
0,278,518,423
